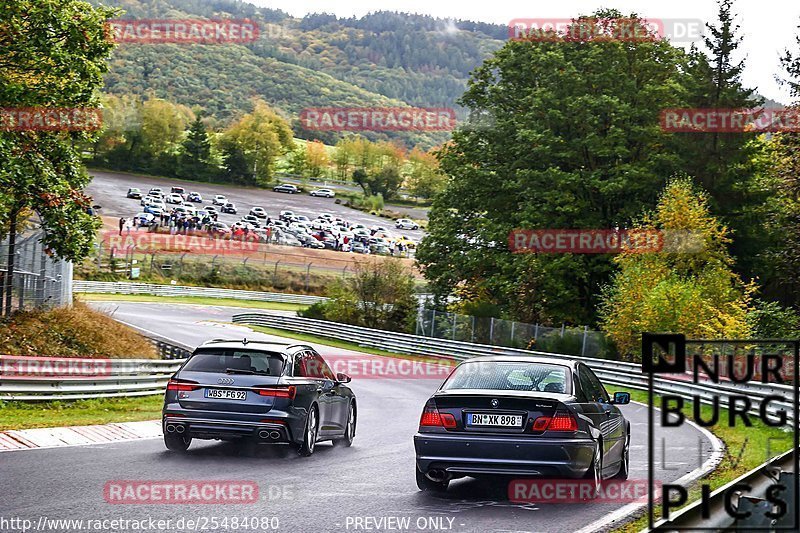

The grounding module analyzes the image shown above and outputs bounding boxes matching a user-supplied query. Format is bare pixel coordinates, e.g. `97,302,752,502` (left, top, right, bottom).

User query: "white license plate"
468,413,523,427
204,388,247,401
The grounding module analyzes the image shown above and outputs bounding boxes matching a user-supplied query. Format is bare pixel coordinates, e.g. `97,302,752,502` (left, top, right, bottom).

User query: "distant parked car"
126,187,142,199
134,212,154,226
279,210,294,221
212,195,227,206
310,188,335,198
241,215,260,227
273,184,300,194
395,218,420,230
166,193,184,204
222,203,237,214
209,222,231,237
170,186,186,197
205,206,219,220
350,241,369,254
187,192,202,203
250,206,267,218
148,187,163,198
143,204,163,216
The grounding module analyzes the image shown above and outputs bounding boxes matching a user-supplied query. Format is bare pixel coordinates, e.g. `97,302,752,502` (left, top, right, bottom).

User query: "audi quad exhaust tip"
258,430,270,439
175,425,186,434
269,431,281,440
165,424,176,433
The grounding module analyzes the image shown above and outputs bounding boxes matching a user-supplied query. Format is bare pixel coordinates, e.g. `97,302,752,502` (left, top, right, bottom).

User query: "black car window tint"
585,366,610,402
578,365,603,402
573,372,588,402
183,350,283,374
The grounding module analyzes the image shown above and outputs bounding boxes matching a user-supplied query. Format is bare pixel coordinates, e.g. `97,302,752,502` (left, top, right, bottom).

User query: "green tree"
417,11,688,324
599,179,753,357
177,116,214,180
406,147,446,199
219,139,254,185
221,100,294,184
675,0,767,282
286,145,308,176
315,259,417,332
0,0,116,314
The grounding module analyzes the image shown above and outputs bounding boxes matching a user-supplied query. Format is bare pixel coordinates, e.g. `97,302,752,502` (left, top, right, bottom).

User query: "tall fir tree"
178,116,212,179
674,0,769,284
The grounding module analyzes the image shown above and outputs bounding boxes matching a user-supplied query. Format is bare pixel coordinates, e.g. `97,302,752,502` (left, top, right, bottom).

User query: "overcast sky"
254,0,800,104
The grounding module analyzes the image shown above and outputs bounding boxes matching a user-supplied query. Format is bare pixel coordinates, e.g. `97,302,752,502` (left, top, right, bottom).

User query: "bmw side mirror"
612,392,631,405
336,372,351,383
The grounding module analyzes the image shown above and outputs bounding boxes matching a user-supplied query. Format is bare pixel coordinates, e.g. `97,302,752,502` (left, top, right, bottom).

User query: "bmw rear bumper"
414,433,596,478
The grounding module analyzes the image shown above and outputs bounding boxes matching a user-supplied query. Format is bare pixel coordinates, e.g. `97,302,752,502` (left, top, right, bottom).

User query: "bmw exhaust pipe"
426,469,447,483
269,431,281,440
175,425,186,434
165,424,176,433
258,430,270,439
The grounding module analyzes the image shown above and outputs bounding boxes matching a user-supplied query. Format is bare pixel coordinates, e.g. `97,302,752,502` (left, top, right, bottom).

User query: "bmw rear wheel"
583,445,603,499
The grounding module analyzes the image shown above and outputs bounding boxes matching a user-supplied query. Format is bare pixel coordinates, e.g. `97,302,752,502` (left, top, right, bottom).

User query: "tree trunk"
5,207,18,316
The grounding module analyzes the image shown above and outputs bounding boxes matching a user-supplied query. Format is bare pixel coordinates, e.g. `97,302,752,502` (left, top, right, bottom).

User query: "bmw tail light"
256,386,296,399
548,411,578,432
531,416,551,431
419,406,456,429
167,379,200,392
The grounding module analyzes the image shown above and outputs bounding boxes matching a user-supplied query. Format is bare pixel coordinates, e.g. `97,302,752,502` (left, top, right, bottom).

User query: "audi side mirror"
336,372,352,384
612,392,631,405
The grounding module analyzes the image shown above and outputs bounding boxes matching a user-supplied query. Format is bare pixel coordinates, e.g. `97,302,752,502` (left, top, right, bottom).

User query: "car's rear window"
441,361,570,394
183,349,285,375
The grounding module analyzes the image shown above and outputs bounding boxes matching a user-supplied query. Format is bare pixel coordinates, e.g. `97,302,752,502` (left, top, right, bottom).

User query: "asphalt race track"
86,170,426,241
0,302,716,533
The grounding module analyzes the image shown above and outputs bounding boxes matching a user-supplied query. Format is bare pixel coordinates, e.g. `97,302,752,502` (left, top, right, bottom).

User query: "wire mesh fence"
0,226,72,313
80,238,357,295
414,308,614,359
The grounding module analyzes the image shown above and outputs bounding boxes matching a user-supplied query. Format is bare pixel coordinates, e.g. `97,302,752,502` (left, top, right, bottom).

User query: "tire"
582,443,603,499
613,428,630,480
298,405,319,457
415,467,449,492
333,403,356,447
164,431,191,452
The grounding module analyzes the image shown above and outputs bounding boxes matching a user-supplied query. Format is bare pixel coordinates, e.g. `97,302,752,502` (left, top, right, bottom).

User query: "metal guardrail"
230,313,796,423
74,280,436,306
652,449,797,531
0,355,187,401
73,281,328,304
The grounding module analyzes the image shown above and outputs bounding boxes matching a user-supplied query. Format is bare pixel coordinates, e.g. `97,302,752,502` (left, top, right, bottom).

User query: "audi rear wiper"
225,368,271,375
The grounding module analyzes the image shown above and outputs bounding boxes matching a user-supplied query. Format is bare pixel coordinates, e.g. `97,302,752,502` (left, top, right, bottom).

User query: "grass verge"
77,292,309,312
613,388,793,532
0,301,157,358
0,395,163,430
